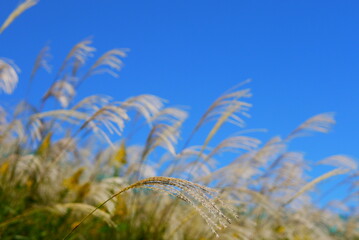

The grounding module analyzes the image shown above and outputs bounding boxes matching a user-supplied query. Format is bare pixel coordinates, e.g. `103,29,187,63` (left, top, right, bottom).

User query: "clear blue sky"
0,0,358,203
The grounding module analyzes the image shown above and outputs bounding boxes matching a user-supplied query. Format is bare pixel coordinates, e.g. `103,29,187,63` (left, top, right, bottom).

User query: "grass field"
0,1,358,239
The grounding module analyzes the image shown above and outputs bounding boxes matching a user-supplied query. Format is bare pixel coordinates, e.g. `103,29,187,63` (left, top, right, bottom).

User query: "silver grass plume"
150,107,188,124
30,45,51,81
286,113,335,140
57,39,96,79
164,145,215,178
195,80,252,131
284,168,349,206
0,59,20,94
140,107,187,165
81,48,129,81
63,177,234,239
121,94,166,125
42,78,76,108
71,95,112,112
50,203,115,227
252,136,285,165
79,103,129,136
33,100,129,145
207,135,261,161
0,0,38,34
205,90,252,126
183,80,252,164
142,121,183,159
32,109,89,127
135,108,187,179
318,155,358,171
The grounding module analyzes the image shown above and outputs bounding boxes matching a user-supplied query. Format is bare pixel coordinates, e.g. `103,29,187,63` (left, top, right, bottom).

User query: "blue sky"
0,0,358,204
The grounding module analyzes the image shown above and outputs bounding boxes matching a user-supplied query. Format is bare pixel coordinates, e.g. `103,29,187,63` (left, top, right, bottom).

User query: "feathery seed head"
0,59,20,94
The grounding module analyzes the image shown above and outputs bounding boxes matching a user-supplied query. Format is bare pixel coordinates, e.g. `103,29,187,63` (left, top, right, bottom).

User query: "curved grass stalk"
284,168,349,206
63,176,231,240
0,208,39,229
0,0,38,34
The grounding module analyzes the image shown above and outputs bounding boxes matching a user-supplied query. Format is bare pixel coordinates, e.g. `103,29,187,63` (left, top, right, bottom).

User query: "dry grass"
0,3,358,240
0,0,38,34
